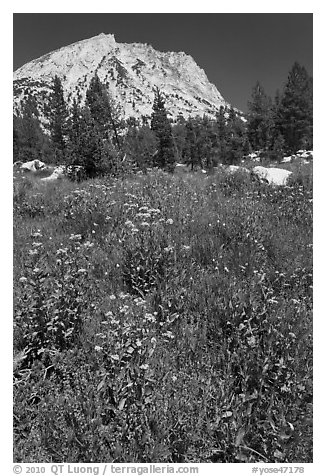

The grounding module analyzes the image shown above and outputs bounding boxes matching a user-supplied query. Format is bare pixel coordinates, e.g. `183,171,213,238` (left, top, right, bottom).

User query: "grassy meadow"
13,165,313,463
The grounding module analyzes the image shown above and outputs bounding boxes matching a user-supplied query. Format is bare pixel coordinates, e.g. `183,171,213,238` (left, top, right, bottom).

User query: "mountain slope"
14,33,230,121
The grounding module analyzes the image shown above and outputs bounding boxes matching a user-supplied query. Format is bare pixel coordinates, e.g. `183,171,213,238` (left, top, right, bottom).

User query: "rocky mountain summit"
13,33,230,121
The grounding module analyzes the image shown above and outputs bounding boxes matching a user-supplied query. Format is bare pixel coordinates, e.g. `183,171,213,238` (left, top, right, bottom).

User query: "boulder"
252,166,292,186
281,156,293,163
21,159,46,172
41,165,66,181
41,165,86,182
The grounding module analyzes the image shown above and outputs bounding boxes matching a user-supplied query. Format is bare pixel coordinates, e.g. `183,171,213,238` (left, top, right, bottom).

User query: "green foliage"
247,82,274,151
14,168,312,463
47,75,69,162
86,73,123,150
214,107,247,165
275,62,313,154
151,88,176,172
14,231,93,367
13,95,51,163
123,125,158,172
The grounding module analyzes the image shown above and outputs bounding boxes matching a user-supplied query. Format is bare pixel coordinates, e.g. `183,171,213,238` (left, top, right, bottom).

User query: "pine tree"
150,87,176,172
14,94,46,162
73,108,117,177
183,118,200,170
124,125,157,172
197,115,215,169
247,82,274,152
66,98,83,165
275,62,313,153
216,106,228,163
48,75,68,162
86,73,122,149
225,107,247,165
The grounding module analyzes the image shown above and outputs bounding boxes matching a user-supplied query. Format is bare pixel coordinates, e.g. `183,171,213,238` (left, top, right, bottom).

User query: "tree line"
13,61,312,177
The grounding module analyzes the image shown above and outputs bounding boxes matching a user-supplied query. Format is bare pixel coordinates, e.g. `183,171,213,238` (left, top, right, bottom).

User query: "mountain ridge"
13,33,230,121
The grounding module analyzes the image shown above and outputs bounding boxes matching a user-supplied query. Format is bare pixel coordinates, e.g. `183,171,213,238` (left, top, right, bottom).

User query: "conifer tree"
216,106,228,163
86,73,122,149
197,115,215,169
150,87,176,172
124,125,157,172
72,108,117,177
247,82,274,152
48,75,68,162
225,107,247,164
275,62,313,153
183,118,200,170
14,94,45,162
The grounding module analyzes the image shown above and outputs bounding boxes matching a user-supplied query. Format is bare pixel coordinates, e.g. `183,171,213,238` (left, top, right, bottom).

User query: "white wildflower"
69,234,82,241
144,313,156,322
140,364,149,370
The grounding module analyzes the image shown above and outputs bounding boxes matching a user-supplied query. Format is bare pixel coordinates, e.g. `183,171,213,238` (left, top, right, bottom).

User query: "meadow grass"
13,167,313,463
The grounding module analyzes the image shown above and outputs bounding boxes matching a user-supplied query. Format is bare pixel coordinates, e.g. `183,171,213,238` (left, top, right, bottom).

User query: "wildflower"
29,249,38,255
31,232,42,238
56,248,68,255
119,292,129,299
109,295,116,300
140,364,149,370
182,245,191,251
19,277,27,283
105,311,113,318
163,331,175,339
94,346,103,352
140,221,150,227
144,313,156,322
247,336,256,347
77,268,87,274
69,234,82,241
120,305,129,314
110,354,119,361
32,268,40,273
164,246,174,253
135,339,142,347
32,242,43,247
171,375,177,382
166,218,174,225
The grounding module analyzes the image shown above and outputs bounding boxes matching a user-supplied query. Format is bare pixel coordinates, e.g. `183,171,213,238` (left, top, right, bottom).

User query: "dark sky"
13,13,313,112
